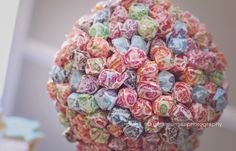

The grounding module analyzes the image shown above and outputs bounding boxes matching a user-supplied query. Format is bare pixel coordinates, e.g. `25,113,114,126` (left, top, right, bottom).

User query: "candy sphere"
46,0,228,150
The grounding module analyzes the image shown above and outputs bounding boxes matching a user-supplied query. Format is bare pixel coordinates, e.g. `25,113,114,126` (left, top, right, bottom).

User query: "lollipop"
46,0,228,150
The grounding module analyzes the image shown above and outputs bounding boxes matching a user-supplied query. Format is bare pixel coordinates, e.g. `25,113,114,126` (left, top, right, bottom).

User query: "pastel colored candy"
87,37,110,58
70,93,99,114
192,85,209,104
85,57,106,76
186,37,198,52
153,46,174,70
55,101,66,113
128,3,148,20
123,120,144,140
180,67,203,86
70,115,91,142
204,82,217,99
194,52,217,72
172,82,192,104
144,115,165,133
70,50,89,71
98,69,128,89
67,93,83,112
124,69,137,89
107,124,123,137
63,62,73,74
212,88,228,112
150,5,174,37
166,21,188,54
63,128,77,143
109,21,122,39
121,135,142,149
156,0,171,9
89,128,110,144
106,50,126,73
89,22,109,38
54,47,71,68
94,88,117,110
212,88,225,101
171,54,188,72
137,81,162,101
160,124,179,144
193,25,209,50
65,108,78,120
171,21,188,38
116,88,138,109
58,112,70,128
46,80,57,100
76,129,91,144
76,141,92,151
124,47,148,69
182,11,200,36
50,65,67,84
112,37,130,54
149,4,164,19
167,38,188,54
70,112,88,129
94,9,110,23
131,98,153,120
74,126,90,143
92,144,111,151
66,29,90,51
74,15,94,33
69,70,83,90
137,61,158,82
56,83,71,105
86,111,108,128
138,16,157,40
157,15,175,37
121,19,138,39
152,95,176,117
120,0,133,9
142,133,162,151
215,52,227,71
107,107,131,127
150,38,166,53
187,49,208,70
137,0,154,6
209,71,224,86
109,137,126,151
77,75,99,94
158,71,175,93
191,102,209,123
171,104,193,123
111,6,128,23
131,35,148,53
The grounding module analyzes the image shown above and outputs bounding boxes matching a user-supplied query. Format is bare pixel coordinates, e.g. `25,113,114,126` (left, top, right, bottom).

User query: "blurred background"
0,0,236,150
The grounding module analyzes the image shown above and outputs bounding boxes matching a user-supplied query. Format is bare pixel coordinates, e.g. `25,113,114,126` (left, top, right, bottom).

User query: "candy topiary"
46,0,228,150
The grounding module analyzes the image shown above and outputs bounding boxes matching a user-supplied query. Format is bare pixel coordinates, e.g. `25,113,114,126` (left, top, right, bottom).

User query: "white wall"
0,0,20,104
3,0,236,151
